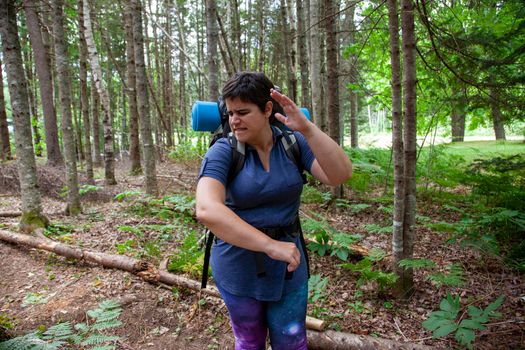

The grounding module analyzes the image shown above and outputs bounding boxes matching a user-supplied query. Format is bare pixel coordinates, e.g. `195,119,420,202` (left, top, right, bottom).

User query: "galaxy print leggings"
217,283,308,350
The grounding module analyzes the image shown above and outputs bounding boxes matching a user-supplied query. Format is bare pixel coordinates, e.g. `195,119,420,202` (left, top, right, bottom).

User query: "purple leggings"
217,283,308,350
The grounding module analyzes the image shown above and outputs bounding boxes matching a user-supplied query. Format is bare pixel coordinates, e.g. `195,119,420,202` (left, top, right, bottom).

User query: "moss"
19,211,50,233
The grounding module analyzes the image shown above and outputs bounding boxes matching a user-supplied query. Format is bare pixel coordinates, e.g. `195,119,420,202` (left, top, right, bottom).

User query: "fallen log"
0,212,21,217
0,229,323,331
307,329,436,350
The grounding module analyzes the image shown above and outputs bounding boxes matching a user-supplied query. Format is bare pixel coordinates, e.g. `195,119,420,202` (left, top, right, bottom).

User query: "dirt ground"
0,159,524,349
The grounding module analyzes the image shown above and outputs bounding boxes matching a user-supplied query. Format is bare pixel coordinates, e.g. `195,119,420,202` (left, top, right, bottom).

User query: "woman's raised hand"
270,89,311,135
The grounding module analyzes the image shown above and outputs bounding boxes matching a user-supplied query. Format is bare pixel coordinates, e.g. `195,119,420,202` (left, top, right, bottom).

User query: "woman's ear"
265,101,273,118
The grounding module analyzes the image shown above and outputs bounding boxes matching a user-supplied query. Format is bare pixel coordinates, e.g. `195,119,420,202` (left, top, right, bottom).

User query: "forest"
0,0,524,349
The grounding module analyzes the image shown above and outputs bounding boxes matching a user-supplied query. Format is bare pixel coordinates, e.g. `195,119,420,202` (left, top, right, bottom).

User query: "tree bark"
0,58,12,160
387,0,407,298
83,0,117,185
91,80,103,166
23,0,63,166
131,0,158,196
280,0,297,101
206,0,220,100
52,0,81,215
78,0,94,184
297,0,310,111
22,48,43,157
124,2,142,175
309,0,325,128
0,0,49,231
324,0,340,144
400,0,417,297
490,87,506,140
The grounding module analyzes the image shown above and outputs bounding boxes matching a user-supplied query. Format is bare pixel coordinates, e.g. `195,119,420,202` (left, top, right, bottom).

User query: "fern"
427,263,466,288
0,300,122,350
398,258,437,269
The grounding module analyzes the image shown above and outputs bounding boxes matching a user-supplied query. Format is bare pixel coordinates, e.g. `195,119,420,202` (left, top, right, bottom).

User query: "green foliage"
168,230,204,278
22,293,49,307
464,155,525,210
303,214,362,261
0,314,14,341
300,185,329,204
43,223,75,239
347,203,372,213
79,185,103,196
398,258,437,269
114,190,143,202
168,138,205,162
308,274,329,303
427,264,466,288
122,194,196,223
363,223,392,235
340,251,398,292
308,274,330,318
0,300,122,350
422,293,504,349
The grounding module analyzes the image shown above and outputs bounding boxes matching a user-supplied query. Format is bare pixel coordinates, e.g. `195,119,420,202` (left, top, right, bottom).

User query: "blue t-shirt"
198,126,315,301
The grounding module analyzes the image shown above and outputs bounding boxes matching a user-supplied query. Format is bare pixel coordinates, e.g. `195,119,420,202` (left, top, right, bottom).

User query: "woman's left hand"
270,89,311,135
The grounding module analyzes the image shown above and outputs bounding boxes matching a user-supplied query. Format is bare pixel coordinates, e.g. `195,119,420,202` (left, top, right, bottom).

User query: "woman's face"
226,97,272,144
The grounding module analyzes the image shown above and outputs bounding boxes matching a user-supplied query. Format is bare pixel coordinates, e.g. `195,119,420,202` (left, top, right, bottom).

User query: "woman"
196,72,352,350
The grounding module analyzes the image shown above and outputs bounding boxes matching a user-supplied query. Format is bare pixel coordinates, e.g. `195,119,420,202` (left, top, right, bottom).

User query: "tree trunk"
296,0,310,110
309,0,325,128
400,0,417,297
324,0,340,144
280,0,297,101
78,0,94,184
206,0,220,100
124,2,142,174
450,107,465,142
176,6,188,140
83,0,117,185
0,0,49,231
255,0,265,72
388,0,407,298
91,80,103,166
52,0,81,215
131,0,158,196
22,48,43,157
0,58,12,160
23,0,63,166
490,87,506,140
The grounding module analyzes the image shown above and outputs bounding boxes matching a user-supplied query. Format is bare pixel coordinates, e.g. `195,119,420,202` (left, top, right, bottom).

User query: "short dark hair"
221,72,283,120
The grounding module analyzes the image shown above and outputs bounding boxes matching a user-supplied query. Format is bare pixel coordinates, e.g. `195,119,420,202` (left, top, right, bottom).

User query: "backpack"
200,97,309,289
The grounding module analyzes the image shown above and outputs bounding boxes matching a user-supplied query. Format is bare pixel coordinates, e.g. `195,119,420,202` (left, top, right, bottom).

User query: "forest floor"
0,158,524,350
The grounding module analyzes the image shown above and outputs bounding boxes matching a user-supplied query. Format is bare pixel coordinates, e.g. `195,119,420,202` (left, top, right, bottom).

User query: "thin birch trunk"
400,0,417,297
78,0,94,184
0,0,49,231
132,0,158,196
0,58,11,160
83,0,117,185
124,3,142,174
91,79,102,166
52,0,81,215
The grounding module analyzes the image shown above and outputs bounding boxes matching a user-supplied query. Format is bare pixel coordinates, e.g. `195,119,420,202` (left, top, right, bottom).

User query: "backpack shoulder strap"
280,130,306,183
227,132,246,183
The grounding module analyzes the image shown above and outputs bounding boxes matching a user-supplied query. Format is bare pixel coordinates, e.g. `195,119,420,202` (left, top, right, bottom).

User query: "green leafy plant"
422,293,504,349
168,230,204,278
0,300,122,350
427,263,466,288
114,190,143,202
79,185,103,196
0,314,14,341
398,258,437,270
363,223,392,235
340,251,398,292
348,203,372,213
43,223,75,239
22,293,49,307
308,274,330,318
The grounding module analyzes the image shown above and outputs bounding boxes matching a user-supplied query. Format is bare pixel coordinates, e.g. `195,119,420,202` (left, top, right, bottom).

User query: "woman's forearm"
301,121,352,185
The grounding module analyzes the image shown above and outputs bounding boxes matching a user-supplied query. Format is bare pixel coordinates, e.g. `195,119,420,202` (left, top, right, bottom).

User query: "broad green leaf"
433,323,458,338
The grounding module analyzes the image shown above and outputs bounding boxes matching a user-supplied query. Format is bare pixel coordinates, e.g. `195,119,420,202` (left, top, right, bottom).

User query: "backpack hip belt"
201,216,310,289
